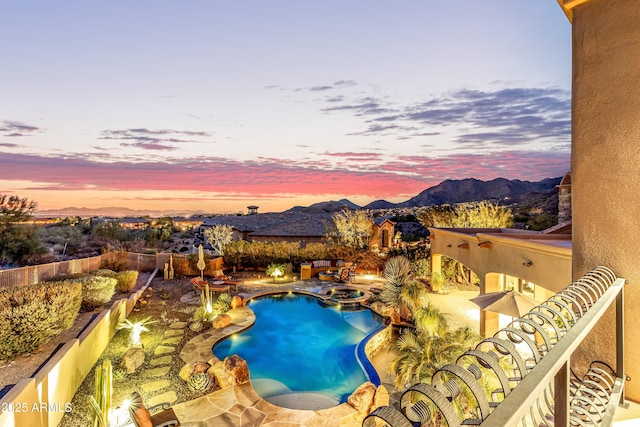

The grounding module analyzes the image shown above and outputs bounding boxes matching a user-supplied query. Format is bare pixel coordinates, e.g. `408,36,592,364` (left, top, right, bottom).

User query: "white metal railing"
364,266,626,427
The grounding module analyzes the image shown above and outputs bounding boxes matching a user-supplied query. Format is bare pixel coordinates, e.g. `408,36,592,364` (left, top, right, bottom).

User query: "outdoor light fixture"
523,260,533,267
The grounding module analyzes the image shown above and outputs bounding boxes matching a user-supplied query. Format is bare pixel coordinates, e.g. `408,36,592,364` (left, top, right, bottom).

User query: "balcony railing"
364,266,626,427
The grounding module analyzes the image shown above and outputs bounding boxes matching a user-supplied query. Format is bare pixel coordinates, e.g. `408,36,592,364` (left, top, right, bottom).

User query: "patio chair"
190,277,208,294
128,391,180,427
334,267,351,283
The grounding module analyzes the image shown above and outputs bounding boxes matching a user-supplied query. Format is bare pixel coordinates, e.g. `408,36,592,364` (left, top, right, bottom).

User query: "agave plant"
187,372,213,392
117,316,157,346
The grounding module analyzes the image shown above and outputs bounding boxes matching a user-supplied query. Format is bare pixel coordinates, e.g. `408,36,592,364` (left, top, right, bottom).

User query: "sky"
0,1,572,214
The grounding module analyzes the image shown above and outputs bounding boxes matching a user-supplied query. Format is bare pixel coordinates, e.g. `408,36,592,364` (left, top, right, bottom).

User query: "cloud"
0,120,42,137
0,142,20,148
99,128,212,151
316,86,570,148
0,150,568,202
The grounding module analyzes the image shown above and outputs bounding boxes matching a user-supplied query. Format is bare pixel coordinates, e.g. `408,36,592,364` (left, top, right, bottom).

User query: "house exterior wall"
429,228,572,336
372,221,395,248
571,0,640,401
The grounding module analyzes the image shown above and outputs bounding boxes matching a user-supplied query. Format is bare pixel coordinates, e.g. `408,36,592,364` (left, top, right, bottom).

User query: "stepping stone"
169,322,187,329
143,366,171,378
161,337,182,346
154,346,176,356
164,329,184,338
150,356,172,366
147,391,177,408
141,379,171,393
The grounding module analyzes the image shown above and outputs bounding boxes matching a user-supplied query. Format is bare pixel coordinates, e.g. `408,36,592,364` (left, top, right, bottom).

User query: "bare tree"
331,209,373,249
204,224,234,256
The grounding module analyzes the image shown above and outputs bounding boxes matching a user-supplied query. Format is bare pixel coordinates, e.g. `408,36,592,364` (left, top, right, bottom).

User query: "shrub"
411,259,431,278
115,270,138,293
430,271,445,293
92,269,117,278
102,249,129,271
76,276,117,310
0,280,82,359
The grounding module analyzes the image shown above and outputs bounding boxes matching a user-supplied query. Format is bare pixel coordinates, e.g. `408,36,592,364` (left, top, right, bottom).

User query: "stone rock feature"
369,301,394,319
154,345,175,356
207,355,250,388
179,361,211,382
347,382,377,414
230,295,244,309
212,314,231,329
373,384,390,409
121,348,145,374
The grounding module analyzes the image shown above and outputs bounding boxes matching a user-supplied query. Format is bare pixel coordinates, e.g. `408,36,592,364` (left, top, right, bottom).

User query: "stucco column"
572,0,640,401
479,273,501,337
431,253,442,275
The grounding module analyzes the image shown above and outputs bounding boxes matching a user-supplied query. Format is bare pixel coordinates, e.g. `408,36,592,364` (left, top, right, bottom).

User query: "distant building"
118,217,150,230
371,217,397,249
247,205,259,215
172,216,204,231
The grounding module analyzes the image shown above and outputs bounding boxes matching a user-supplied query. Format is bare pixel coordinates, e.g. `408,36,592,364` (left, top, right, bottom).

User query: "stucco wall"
571,0,640,401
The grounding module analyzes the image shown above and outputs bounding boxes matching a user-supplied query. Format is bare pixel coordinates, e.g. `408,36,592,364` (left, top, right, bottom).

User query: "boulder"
212,314,231,329
120,348,145,374
178,361,211,381
347,382,377,414
207,355,250,388
369,301,394,318
230,295,244,309
373,384,389,409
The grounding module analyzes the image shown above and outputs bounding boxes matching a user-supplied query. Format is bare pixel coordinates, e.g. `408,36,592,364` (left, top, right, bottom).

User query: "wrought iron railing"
364,266,626,427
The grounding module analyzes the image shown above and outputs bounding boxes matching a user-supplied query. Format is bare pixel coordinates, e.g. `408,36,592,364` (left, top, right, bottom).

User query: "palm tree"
413,303,450,337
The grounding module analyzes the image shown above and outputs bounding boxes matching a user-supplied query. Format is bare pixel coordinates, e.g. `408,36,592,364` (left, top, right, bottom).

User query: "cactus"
88,359,112,427
188,372,213,392
189,321,203,332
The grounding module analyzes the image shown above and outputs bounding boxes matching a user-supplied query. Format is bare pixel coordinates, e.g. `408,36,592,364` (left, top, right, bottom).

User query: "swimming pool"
212,293,383,409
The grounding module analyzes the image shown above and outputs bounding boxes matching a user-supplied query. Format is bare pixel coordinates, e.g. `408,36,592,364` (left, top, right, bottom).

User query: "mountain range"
297,176,562,213
36,176,562,217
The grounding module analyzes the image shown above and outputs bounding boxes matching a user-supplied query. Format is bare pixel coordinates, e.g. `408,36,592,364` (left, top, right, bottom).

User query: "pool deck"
170,277,480,426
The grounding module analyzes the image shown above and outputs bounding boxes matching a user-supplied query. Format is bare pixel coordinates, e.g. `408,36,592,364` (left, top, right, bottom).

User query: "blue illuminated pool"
212,293,383,408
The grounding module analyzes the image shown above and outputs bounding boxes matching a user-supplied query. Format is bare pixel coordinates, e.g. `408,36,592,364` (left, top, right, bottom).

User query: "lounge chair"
128,391,180,427
334,267,351,283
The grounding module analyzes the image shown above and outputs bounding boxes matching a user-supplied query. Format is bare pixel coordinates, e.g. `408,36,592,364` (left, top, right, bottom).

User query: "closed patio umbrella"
197,244,206,279
470,290,539,318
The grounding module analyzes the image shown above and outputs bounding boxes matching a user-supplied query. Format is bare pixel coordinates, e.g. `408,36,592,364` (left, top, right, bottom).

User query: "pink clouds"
0,150,569,207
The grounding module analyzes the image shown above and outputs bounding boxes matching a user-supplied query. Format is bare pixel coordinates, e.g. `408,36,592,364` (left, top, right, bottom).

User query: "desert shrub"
411,258,431,278
299,242,330,261
0,280,82,359
75,276,117,310
102,249,129,271
115,270,138,293
92,269,117,278
430,271,445,293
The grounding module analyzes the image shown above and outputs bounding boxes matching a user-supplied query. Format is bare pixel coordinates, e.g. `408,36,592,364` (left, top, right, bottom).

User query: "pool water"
212,293,383,407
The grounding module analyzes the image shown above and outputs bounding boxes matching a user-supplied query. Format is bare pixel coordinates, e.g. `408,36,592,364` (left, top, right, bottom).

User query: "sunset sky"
0,1,571,214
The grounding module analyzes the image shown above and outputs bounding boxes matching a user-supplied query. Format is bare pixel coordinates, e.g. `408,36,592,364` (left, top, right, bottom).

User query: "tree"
331,208,373,249
417,201,513,229
0,195,44,264
0,195,37,226
204,224,234,256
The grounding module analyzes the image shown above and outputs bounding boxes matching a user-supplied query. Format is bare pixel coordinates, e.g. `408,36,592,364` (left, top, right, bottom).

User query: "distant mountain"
288,199,361,214
364,199,397,210
35,206,206,218
400,177,562,207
